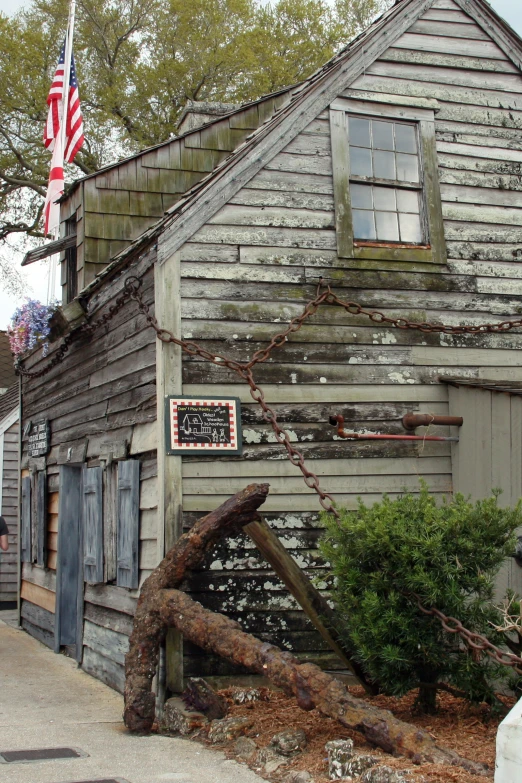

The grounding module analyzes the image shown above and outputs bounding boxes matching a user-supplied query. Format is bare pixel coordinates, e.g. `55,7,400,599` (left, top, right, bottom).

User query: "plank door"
54,465,84,661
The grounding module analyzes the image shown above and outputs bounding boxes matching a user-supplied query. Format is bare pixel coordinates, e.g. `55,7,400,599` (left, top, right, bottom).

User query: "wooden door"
54,465,84,660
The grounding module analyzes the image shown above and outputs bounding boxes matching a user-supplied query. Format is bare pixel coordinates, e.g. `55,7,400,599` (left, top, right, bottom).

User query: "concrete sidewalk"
0,616,264,783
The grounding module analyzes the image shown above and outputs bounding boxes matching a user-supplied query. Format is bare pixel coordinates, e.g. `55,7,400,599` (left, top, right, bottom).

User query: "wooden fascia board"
157,0,434,266
453,0,522,72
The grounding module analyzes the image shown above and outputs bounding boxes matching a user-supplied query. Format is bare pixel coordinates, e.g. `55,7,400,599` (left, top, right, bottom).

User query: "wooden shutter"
56,465,83,652
82,466,103,584
21,476,31,563
36,471,47,567
116,460,140,589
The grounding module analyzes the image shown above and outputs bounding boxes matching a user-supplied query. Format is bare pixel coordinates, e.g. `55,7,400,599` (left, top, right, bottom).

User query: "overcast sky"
1,0,521,32
0,0,520,326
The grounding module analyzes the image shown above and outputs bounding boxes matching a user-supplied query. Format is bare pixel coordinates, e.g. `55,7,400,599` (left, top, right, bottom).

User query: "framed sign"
165,397,242,456
25,419,51,458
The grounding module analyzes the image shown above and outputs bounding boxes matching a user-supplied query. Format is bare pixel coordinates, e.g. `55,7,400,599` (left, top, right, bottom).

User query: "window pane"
395,124,417,154
350,146,372,177
396,153,419,183
372,121,394,150
349,117,371,147
376,211,400,242
373,150,395,180
353,209,376,240
399,212,423,243
351,183,373,209
373,186,396,211
397,189,420,213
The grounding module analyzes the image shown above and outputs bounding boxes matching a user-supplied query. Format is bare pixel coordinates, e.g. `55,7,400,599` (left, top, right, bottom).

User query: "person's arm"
0,534,8,552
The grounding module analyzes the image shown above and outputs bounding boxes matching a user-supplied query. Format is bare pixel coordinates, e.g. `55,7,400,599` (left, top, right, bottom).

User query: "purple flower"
8,299,57,358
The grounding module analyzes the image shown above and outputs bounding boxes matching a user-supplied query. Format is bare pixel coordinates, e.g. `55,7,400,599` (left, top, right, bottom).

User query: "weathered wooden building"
18,0,522,692
0,384,18,604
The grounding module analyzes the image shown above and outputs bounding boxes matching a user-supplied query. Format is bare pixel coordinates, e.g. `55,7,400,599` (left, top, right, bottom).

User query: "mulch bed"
207,686,516,782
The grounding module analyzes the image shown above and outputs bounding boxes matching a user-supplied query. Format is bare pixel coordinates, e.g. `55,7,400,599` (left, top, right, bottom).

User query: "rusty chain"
413,594,522,673
16,275,522,671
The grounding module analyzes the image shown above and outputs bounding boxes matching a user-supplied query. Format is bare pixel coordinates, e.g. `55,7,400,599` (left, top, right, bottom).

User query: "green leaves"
319,484,521,708
0,0,388,248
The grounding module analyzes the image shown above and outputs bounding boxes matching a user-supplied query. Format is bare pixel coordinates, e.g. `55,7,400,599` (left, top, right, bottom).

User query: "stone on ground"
360,765,407,783
160,696,209,735
325,739,355,779
209,714,254,743
270,728,307,756
234,735,258,761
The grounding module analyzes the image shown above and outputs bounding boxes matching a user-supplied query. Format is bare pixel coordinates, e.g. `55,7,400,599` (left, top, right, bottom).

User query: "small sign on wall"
24,419,50,458
165,397,242,456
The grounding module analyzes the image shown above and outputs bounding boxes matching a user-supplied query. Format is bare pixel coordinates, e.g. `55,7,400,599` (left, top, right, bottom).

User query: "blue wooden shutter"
116,460,140,588
82,466,103,584
36,471,47,567
21,476,31,563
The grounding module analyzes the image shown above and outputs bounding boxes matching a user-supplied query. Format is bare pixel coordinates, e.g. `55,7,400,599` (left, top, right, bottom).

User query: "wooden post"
155,250,184,693
243,517,374,692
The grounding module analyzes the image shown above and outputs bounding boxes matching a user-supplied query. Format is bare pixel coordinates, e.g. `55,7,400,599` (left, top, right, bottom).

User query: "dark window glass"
376,211,399,241
395,123,417,154
352,209,376,240
351,183,373,209
348,117,371,147
396,153,419,183
372,120,394,150
348,116,424,245
350,146,372,177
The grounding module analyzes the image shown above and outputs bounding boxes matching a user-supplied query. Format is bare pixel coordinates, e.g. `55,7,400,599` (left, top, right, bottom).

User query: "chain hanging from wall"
15,275,522,672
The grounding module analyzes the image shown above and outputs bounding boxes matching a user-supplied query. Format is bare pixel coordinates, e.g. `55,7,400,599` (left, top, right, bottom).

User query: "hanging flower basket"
8,299,57,358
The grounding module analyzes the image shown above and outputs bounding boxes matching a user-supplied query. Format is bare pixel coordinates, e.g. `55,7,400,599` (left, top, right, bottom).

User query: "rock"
256,746,289,773
360,766,407,783
284,771,315,783
208,715,254,744
270,728,307,756
325,739,355,779
182,677,228,720
229,687,263,704
345,754,379,776
160,697,209,736
234,735,257,761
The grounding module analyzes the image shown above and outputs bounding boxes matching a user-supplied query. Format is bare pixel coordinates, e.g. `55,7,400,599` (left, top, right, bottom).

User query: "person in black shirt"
0,516,8,551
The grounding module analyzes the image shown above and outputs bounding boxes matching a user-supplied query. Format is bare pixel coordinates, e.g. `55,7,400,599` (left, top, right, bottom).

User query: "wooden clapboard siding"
20,580,55,613
60,92,288,294
169,2,522,674
0,419,18,601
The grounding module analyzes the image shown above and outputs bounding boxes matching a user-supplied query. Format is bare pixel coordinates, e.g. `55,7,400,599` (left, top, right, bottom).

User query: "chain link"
16,275,522,670
412,593,522,674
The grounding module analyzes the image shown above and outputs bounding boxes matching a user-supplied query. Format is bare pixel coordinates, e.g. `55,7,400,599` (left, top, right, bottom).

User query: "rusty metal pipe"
402,413,463,431
328,415,459,443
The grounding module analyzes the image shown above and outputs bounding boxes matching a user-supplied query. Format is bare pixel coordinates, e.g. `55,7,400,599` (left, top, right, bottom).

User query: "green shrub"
319,485,522,712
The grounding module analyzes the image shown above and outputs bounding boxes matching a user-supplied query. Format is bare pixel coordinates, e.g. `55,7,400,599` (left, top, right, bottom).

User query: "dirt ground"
207,686,516,782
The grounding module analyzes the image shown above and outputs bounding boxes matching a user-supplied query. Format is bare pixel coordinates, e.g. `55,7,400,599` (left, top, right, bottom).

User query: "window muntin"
348,116,424,245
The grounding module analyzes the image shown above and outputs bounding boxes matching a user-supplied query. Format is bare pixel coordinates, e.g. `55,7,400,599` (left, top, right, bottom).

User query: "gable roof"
80,0,522,300
0,385,18,423
0,333,16,391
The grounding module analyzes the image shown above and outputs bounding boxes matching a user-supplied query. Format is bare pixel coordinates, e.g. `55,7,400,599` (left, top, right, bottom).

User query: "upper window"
349,117,423,245
330,101,446,264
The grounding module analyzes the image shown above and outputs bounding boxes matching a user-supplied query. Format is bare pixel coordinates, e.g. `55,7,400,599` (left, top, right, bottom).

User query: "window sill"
352,244,437,264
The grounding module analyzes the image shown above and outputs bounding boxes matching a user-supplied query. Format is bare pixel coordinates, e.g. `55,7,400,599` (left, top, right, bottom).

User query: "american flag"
44,41,84,163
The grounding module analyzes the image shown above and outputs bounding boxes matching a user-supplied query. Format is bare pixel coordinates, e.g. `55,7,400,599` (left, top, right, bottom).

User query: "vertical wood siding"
175,2,522,673
449,384,522,599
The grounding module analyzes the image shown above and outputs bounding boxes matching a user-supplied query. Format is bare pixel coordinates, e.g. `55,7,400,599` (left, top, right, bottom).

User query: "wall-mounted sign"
165,397,242,456
25,419,50,458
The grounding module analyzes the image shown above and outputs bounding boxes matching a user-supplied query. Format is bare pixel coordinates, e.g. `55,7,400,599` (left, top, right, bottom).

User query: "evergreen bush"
319,485,522,712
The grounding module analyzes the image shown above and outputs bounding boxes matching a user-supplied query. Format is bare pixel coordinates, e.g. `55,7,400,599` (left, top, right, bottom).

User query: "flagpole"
48,0,76,302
